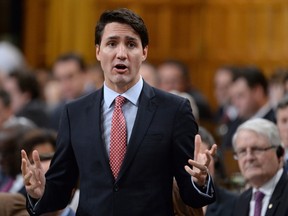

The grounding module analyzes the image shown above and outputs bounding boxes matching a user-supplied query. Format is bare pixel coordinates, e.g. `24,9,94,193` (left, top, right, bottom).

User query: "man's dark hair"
0,124,34,178
159,59,191,90
0,89,11,107
217,65,242,79
95,8,149,48
8,70,40,99
19,128,57,159
276,96,288,111
233,66,268,95
53,52,86,71
162,59,190,80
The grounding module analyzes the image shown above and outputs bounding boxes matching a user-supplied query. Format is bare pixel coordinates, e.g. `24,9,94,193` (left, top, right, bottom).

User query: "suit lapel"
117,83,157,180
235,189,251,216
86,88,112,178
265,171,288,216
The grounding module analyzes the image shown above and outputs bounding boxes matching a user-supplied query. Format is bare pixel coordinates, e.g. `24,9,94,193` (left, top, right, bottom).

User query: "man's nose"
116,44,127,59
244,149,256,159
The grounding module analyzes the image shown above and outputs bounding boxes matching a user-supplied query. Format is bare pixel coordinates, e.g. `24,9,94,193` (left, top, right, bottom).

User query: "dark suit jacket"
233,171,288,216
27,82,215,216
206,185,238,216
221,107,275,150
16,99,50,128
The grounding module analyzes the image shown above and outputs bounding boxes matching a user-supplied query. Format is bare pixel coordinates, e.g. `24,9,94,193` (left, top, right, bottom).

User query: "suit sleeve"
27,105,79,215
173,99,216,208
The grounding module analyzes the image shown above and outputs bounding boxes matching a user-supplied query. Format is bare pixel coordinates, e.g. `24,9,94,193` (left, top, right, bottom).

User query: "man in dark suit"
222,66,276,150
275,96,288,173
21,8,216,216
3,70,50,128
49,53,88,131
232,118,288,216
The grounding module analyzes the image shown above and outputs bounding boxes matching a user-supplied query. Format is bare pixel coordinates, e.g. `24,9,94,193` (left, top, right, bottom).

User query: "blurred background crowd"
1,0,288,216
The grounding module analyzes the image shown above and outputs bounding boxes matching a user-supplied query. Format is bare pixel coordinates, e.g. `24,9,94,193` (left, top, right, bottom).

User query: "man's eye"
127,42,136,48
238,149,246,156
108,42,116,47
251,147,261,153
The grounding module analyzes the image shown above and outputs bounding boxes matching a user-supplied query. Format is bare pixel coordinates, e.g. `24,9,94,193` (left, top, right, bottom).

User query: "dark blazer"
27,82,215,216
221,108,275,150
16,99,50,128
206,185,238,216
233,171,288,216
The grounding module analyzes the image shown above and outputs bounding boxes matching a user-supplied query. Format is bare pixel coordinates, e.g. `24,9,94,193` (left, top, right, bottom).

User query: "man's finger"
23,171,32,186
204,150,212,167
21,150,31,166
32,150,42,169
188,159,208,172
208,144,217,157
21,158,28,176
21,150,30,176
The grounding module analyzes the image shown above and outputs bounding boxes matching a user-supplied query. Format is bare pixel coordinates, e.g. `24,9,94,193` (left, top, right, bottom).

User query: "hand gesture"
184,134,217,187
21,150,46,199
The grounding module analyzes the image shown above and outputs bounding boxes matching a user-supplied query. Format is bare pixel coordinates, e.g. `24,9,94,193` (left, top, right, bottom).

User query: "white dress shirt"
249,168,283,216
101,77,143,155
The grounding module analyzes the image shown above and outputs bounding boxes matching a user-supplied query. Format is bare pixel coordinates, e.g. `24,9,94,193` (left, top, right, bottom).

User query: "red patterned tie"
109,95,127,179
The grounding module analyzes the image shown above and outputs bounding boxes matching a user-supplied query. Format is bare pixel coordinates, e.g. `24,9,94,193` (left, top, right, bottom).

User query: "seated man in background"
0,88,35,129
275,96,288,173
139,61,159,88
0,124,34,194
3,70,50,128
49,53,88,131
157,59,213,122
232,118,288,216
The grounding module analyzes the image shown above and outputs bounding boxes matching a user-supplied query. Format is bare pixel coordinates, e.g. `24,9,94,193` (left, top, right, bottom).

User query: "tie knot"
115,95,126,108
254,190,265,202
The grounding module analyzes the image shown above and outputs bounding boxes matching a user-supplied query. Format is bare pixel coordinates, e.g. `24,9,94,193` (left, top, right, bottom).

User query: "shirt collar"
103,77,143,108
251,102,272,119
253,168,283,197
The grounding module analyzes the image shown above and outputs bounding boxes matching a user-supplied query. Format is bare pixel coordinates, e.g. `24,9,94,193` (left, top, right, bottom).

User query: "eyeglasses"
233,146,276,160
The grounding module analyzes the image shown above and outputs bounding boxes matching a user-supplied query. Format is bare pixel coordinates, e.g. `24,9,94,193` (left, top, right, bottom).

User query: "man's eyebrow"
105,35,120,41
104,35,139,41
125,36,138,41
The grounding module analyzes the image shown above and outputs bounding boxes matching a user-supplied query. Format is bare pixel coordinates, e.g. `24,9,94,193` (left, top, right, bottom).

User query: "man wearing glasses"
232,118,288,216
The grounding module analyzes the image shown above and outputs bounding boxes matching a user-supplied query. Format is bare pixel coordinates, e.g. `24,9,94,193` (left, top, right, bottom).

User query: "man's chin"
244,168,261,177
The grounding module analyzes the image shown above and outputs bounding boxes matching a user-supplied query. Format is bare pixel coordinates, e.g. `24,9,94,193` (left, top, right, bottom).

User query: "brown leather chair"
0,193,29,216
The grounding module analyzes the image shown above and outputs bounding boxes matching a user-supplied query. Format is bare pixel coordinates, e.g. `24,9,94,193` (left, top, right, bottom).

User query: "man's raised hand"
184,134,217,186
21,150,46,199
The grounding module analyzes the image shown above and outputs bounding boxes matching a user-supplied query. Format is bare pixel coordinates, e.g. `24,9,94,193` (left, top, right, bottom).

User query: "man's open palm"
21,150,46,199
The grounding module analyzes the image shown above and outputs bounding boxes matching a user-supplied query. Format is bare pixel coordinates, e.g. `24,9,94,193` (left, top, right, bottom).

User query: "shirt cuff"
27,194,41,211
191,174,214,198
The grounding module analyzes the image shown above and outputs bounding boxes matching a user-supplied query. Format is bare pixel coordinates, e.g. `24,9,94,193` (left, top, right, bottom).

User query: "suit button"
114,184,119,192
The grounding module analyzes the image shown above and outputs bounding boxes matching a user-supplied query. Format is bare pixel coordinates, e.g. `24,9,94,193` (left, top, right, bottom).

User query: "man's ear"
142,46,148,61
96,45,100,61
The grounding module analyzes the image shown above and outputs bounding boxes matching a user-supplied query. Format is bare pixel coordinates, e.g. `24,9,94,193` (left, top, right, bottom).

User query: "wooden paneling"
23,0,48,67
23,0,288,110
